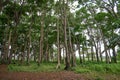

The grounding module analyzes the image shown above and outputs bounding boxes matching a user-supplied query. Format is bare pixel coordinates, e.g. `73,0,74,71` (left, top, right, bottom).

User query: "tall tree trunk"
100,29,109,63
99,41,103,62
63,47,66,64
86,28,95,62
112,47,117,63
86,46,90,61
82,44,85,62
68,26,76,67
38,11,45,66
2,27,11,64
33,47,37,62
56,18,61,69
27,27,31,65
77,43,82,63
95,41,99,62
91,46,94,61
45,44,49,62
63,0,70,70
20,42,26,65
7,30,12,64
2,42,7,64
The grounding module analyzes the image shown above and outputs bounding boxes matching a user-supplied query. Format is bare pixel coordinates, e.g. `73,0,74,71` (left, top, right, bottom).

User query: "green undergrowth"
8,61,120,74
73,61,120,74
8,61,120,80
8,62,65,72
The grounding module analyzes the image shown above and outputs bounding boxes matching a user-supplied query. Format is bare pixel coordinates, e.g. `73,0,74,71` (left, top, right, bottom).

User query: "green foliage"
94,12,108,22
108,34,120,48
90,64,105,72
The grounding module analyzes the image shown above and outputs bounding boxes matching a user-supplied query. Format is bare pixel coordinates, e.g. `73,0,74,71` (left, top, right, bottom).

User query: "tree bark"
100,29,109,63
56,17,61,69
77,43,82,63
112,47,117,63
38,11,45,66
99,41,103,62
68,25,76,67
27,27,31,65
63,0,70,70
7,30,11,64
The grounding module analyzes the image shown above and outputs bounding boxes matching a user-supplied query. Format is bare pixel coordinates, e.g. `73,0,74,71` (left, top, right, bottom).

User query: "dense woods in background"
0,0,120,70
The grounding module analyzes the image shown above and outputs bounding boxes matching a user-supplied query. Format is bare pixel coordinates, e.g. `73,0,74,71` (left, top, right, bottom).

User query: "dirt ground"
0,64,120,80
0,64,89,80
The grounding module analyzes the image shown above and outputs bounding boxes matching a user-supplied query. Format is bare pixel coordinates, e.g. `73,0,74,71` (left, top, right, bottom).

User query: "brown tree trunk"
63,47,66,64
2,42,7,64
68,26,76,67
95,41,99,62
86,47,90,61
56,18,61,69
63,0,70,70
27,27,31,65
82,44,85,62
33,48,37,62
38,11,45,66
112,47,117,63
45,44,49,62
7,30,11,64
91,46,94,61
100,29,109,63
99,41,103,62
77,43,82,63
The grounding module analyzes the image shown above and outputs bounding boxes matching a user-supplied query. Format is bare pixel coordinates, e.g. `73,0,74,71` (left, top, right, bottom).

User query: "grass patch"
8,61,120,74
74,68,91,73
8,62,65,72
73,61,120,74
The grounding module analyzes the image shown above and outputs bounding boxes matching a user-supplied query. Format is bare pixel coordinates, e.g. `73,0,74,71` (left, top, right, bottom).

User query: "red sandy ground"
0,64,120,80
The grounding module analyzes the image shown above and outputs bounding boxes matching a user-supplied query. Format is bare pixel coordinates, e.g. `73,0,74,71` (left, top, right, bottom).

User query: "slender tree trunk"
82,44,85,62
112,47,117,63
68,27,76,67
95,41,99,62
70,44,76,67
7,30,12,64
38,11,45,66
63,0,70,70
56,18,61,69
63,47,66,64
86,47,90,61
99,41,103,62
2,42,7,64
27,27,31,65
50,48,54,62
45,44,49,62
86,28,95,62
108,49,112,62
91,46,94,61
13,52,16,63
100,29,109,63
33,48,36,62
77,43,82,63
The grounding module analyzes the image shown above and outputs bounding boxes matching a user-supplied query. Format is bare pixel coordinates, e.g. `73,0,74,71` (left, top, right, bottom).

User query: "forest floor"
0,64,120,80
0,64,89,80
